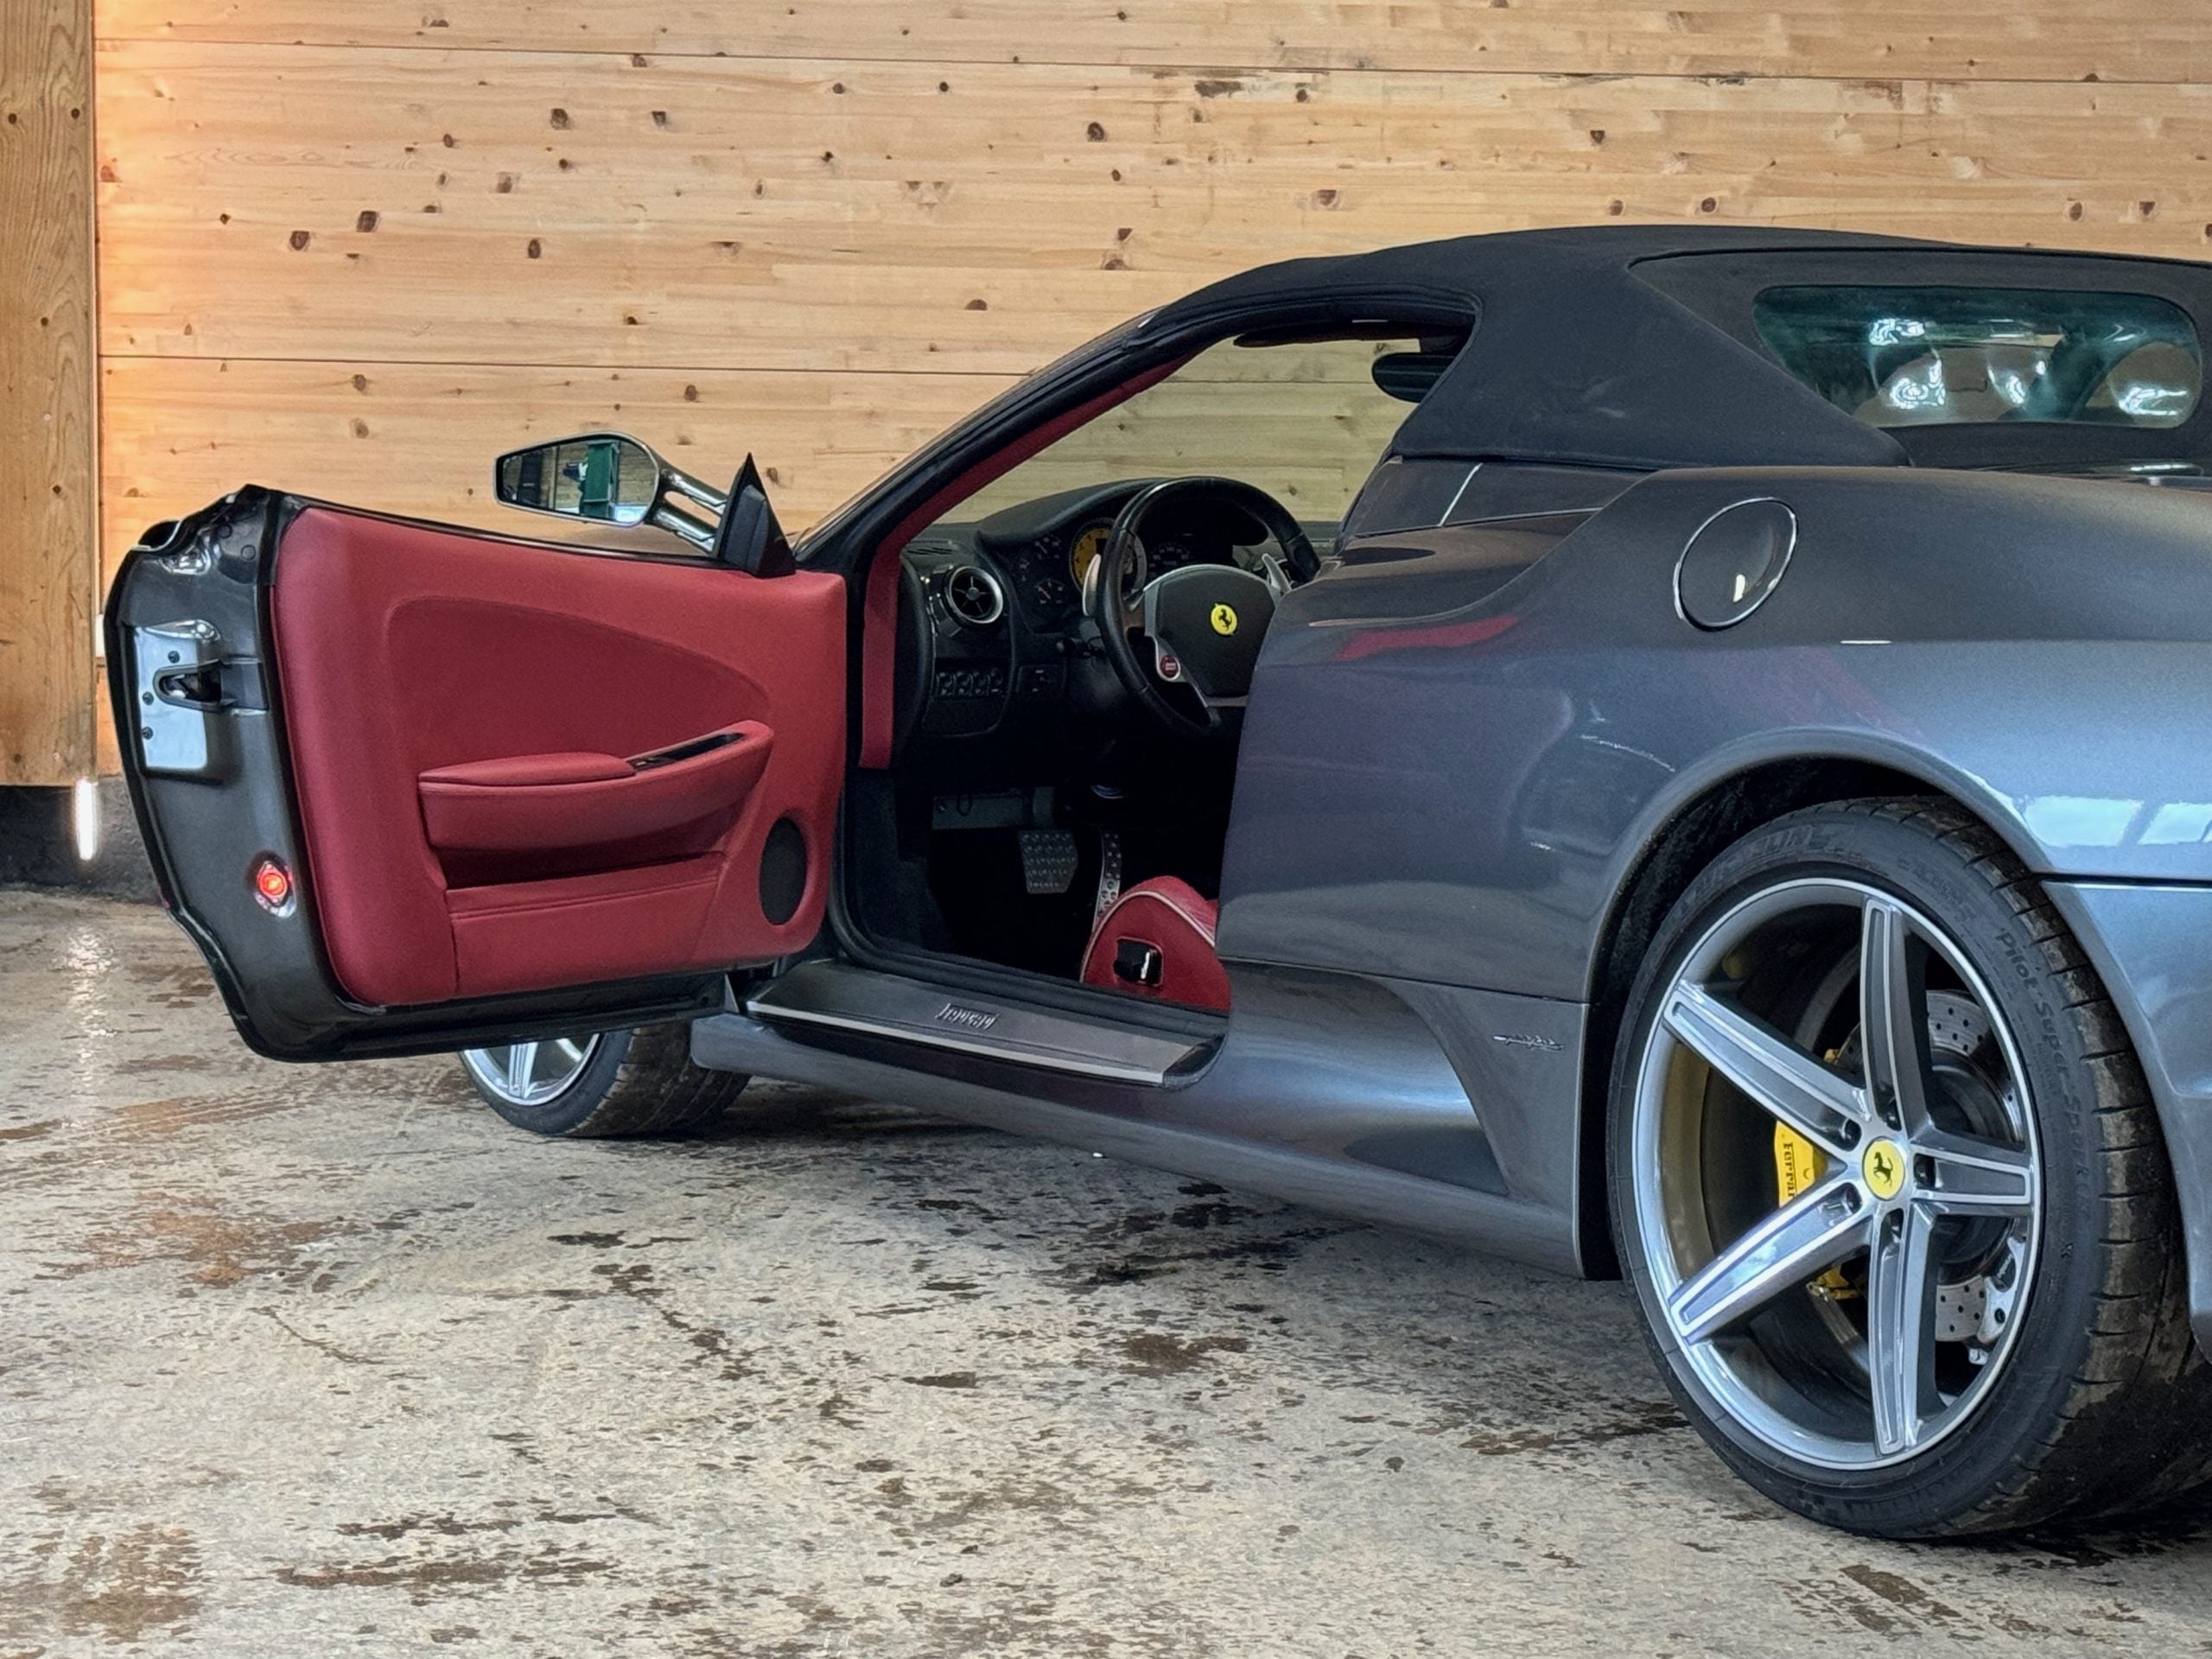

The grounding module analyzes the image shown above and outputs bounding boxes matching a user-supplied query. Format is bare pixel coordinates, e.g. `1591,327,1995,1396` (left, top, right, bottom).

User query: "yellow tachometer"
1069,523,1111,587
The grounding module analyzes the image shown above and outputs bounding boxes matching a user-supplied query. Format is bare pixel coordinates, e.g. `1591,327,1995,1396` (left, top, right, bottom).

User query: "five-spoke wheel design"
1630,878,2040,1471
1611,801,2212,1536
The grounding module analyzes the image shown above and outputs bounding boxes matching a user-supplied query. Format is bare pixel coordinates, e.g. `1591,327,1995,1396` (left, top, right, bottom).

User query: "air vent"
942,563,1006,626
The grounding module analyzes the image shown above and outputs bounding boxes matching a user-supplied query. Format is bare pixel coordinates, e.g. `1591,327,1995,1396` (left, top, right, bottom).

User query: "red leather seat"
1080,876,1231,1011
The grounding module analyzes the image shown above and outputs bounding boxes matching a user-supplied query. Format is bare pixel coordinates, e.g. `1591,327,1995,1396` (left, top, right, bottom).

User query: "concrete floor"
5,893,2212,1657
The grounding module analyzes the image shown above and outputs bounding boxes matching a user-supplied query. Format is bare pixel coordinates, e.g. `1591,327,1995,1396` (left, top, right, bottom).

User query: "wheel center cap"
1861,1137,1908,1201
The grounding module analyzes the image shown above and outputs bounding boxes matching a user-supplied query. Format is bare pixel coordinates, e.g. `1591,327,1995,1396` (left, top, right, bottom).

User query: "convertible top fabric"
1137,225,2212,474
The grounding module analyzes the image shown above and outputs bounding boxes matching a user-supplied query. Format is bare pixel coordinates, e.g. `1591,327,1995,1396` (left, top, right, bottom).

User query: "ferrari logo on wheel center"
1210,602,1239,636
1861,1137,1908,1201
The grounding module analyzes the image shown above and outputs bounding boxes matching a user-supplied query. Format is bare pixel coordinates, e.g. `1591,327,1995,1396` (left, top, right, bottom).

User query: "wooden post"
0,0,98,786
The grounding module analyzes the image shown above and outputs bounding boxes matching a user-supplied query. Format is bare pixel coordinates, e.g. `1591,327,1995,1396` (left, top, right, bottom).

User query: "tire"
1607,797,2212,1536
460,1020,749,1138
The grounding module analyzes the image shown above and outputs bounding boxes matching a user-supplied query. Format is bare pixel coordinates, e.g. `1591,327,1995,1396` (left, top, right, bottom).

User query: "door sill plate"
745,961,1210,1084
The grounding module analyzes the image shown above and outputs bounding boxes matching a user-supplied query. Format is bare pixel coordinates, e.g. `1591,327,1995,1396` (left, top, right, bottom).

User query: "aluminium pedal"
1019,829,1079,896
1092,832,1123,923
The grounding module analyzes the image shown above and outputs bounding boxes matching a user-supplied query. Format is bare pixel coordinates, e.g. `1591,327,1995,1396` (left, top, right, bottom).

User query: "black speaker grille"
759,818,807,925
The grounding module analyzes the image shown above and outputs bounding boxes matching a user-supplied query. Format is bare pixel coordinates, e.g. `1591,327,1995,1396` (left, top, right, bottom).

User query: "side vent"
941,563,1006,627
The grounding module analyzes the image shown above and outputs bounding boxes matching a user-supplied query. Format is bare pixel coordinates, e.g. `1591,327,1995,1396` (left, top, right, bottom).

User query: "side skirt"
698,960,1586,1278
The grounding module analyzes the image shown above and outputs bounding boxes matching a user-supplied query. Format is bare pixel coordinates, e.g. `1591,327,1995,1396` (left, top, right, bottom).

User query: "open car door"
106,476,844,1061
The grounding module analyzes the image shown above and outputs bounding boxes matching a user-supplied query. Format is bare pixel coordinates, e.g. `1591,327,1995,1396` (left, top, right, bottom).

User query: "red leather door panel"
270,506,844,1007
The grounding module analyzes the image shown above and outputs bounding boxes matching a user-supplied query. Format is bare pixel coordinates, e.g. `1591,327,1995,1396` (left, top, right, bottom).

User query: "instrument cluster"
1009,538,1079,626
1007,519,1206,629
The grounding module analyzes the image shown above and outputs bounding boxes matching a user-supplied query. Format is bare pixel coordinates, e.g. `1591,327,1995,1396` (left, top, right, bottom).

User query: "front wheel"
461,1021,748,1138
1609,798,2212,1536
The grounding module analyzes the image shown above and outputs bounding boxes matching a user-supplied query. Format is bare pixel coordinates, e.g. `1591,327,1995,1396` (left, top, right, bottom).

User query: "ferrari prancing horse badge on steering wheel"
1210,603,1239,636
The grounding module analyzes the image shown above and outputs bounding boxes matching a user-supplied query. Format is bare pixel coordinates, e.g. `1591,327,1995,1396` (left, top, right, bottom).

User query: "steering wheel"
1085,476,1319,740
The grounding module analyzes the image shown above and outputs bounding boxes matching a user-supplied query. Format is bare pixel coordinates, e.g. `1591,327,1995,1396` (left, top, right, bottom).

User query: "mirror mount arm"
648,464,728,552
646,506,715,551
662,462,728,519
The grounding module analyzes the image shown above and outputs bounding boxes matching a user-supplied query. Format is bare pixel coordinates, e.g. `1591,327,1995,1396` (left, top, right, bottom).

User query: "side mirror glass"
495,435,661,526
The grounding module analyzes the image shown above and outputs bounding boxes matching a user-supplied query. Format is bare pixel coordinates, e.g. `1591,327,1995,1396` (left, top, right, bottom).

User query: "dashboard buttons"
934,666,1007,700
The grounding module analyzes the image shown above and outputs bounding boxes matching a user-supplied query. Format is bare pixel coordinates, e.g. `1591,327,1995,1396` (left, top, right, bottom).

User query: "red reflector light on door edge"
251,855,295,913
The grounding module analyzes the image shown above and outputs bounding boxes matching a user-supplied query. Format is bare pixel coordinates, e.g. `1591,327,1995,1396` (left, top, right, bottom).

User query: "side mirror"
493,434,791,575
496,434,663,527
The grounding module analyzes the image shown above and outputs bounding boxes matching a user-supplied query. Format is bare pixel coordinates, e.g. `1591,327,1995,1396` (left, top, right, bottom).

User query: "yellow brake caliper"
1775,1122,1859,1300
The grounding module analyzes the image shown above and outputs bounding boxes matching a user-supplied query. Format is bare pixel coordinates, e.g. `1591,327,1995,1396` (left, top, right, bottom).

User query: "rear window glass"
1753,285,2202,429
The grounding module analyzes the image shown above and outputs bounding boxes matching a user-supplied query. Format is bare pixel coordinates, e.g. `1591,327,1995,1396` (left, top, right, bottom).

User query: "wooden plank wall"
3,0,97,785
79,2,2212,768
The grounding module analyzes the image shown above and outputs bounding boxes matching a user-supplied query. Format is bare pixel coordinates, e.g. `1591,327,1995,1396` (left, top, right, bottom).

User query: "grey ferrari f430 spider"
110,226,2212,1535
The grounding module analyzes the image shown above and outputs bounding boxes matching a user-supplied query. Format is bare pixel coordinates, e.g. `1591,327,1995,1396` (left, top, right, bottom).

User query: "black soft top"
1143,225,2212,474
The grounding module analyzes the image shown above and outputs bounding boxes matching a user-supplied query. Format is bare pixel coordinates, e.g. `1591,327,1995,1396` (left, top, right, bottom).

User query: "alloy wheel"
461,1035,602,1108
1630,878,2042,1471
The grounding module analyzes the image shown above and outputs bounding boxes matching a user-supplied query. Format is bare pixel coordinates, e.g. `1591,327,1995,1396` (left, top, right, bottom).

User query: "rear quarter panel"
1221,466,2212,1001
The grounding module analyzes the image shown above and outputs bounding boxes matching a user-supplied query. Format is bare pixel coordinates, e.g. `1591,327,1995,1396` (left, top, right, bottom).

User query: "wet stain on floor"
3,890,2211,1656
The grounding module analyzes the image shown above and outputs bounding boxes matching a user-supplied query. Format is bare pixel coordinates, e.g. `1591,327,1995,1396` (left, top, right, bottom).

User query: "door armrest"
418,721,774,855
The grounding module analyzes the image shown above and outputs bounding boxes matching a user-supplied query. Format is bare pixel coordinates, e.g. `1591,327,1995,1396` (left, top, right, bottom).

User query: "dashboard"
895,480,1255,747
